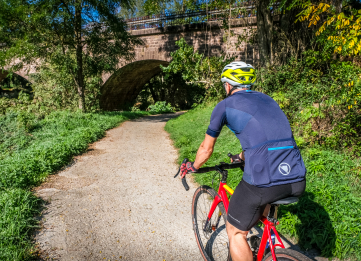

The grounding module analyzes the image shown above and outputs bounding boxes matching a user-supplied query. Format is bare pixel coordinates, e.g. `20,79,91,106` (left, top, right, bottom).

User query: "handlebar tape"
182,177,189,191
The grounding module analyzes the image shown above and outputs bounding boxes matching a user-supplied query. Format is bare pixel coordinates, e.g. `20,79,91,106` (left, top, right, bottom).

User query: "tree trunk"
227,3,231,57
334,0,342,14
256,0,273,67
148,82,158,103
75,0,85,112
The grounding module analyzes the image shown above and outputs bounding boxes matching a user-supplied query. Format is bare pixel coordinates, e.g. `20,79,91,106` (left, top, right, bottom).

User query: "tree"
256,0,273,66
298,1,361,56
118,0,149,19
0,0,143,112
162,38,232,99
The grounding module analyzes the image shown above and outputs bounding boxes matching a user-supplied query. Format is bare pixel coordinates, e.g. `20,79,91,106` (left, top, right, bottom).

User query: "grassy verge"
165,103,361,260
0,110,148,260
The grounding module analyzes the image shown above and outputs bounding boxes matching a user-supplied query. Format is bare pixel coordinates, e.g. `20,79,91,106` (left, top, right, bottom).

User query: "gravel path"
35,113,201,261
34,113,323,261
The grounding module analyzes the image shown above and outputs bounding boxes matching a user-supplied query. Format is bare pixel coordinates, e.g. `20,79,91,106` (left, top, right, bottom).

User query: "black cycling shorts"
227,179,306,231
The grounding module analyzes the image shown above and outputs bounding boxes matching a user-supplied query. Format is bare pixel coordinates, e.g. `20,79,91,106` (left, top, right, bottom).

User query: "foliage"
141,0,229,15
0,0,142,112
165,103,361,259
139,0,257,16
135,72,205,110
256,56,361,155
0,63,101,114
0,110,148,189
118,0,148,18
147,101,174,114
30,60,102,112
0,110,148,259
0,112,34,161
0,188,42,260
161,38,232,100
297,1,361,56
0,73,32,95
0,92,37,115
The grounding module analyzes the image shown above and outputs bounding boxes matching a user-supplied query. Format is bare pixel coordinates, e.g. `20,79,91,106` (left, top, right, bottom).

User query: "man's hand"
230,153,242,163
180,161,198,178
229,153,245,172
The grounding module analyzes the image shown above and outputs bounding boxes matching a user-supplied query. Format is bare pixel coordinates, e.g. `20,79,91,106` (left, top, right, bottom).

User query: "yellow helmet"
221,61,256,88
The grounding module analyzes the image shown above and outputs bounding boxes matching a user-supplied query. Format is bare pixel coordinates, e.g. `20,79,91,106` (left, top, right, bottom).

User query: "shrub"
147,101,174,114
256,55,361,155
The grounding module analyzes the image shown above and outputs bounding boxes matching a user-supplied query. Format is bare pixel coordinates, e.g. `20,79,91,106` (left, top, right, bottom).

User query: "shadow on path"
132,111,185,123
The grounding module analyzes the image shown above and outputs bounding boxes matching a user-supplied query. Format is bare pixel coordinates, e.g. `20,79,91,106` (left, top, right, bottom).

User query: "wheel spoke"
192,187,231,261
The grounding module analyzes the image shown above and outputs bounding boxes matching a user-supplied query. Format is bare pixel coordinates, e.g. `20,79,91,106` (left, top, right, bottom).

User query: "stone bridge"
1,18,258,110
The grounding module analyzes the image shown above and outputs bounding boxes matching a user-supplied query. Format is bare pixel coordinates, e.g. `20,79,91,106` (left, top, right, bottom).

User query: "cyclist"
180,61,306,261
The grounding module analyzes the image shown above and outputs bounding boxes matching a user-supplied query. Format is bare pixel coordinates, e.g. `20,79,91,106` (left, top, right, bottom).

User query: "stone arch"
100,59,169,111
0,69,32,83
0,70,33,98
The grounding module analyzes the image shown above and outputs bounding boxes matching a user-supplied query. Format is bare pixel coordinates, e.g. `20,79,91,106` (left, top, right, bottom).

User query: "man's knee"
226,221,248,240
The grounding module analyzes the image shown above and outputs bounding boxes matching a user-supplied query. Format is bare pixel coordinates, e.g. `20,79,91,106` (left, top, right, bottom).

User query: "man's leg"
226,221,253,261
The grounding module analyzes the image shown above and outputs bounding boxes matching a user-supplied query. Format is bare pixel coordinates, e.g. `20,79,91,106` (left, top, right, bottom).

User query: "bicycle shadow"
278,191,336,259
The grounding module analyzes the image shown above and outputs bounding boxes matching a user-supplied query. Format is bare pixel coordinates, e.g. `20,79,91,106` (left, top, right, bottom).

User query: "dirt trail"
35,113,202,261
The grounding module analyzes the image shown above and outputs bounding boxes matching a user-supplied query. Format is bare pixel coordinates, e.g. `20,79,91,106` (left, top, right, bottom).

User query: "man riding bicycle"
180,61,306,261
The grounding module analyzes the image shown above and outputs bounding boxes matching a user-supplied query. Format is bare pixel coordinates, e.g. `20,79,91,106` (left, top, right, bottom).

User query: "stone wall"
131,17,258,64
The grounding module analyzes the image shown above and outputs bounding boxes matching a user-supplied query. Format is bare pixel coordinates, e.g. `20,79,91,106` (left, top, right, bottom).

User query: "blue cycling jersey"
206,90,306,187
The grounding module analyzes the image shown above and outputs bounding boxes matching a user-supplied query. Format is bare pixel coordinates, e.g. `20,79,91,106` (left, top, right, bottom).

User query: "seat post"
267,205,279,224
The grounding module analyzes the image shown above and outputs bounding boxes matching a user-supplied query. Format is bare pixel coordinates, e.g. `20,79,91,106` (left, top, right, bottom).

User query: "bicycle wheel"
262,249,311,261
192,185,232,261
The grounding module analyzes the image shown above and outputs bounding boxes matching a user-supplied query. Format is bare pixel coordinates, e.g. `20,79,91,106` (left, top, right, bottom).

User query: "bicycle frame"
206,181,285,261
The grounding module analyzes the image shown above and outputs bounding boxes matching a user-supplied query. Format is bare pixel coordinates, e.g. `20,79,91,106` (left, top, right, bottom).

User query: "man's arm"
193,134,217,169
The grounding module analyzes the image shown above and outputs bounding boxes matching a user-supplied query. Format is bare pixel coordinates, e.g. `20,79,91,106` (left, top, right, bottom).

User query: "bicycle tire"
262,248,311,261
192,185,232,261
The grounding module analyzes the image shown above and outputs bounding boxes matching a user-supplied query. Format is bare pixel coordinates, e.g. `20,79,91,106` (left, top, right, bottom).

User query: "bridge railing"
125,2,280,31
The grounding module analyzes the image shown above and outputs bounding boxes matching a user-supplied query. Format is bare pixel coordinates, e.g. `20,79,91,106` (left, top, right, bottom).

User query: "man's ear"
227,83,231,94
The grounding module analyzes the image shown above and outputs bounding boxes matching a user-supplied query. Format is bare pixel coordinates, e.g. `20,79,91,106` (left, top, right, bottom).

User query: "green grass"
165,103,361,260
0,189,41,260
0,110,148,260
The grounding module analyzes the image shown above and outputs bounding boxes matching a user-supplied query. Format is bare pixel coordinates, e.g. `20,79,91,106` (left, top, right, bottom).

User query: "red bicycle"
175,154,309,261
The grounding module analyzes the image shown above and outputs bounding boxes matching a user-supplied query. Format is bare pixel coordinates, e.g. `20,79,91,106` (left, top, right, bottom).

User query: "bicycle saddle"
271,197,299,205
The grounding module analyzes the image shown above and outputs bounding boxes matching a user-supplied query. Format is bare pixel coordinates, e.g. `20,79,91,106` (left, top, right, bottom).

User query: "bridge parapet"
125,5,258,31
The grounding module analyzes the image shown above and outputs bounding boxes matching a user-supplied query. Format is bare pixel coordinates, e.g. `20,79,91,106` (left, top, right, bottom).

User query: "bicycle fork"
203,210,223,232
203,195,223,232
